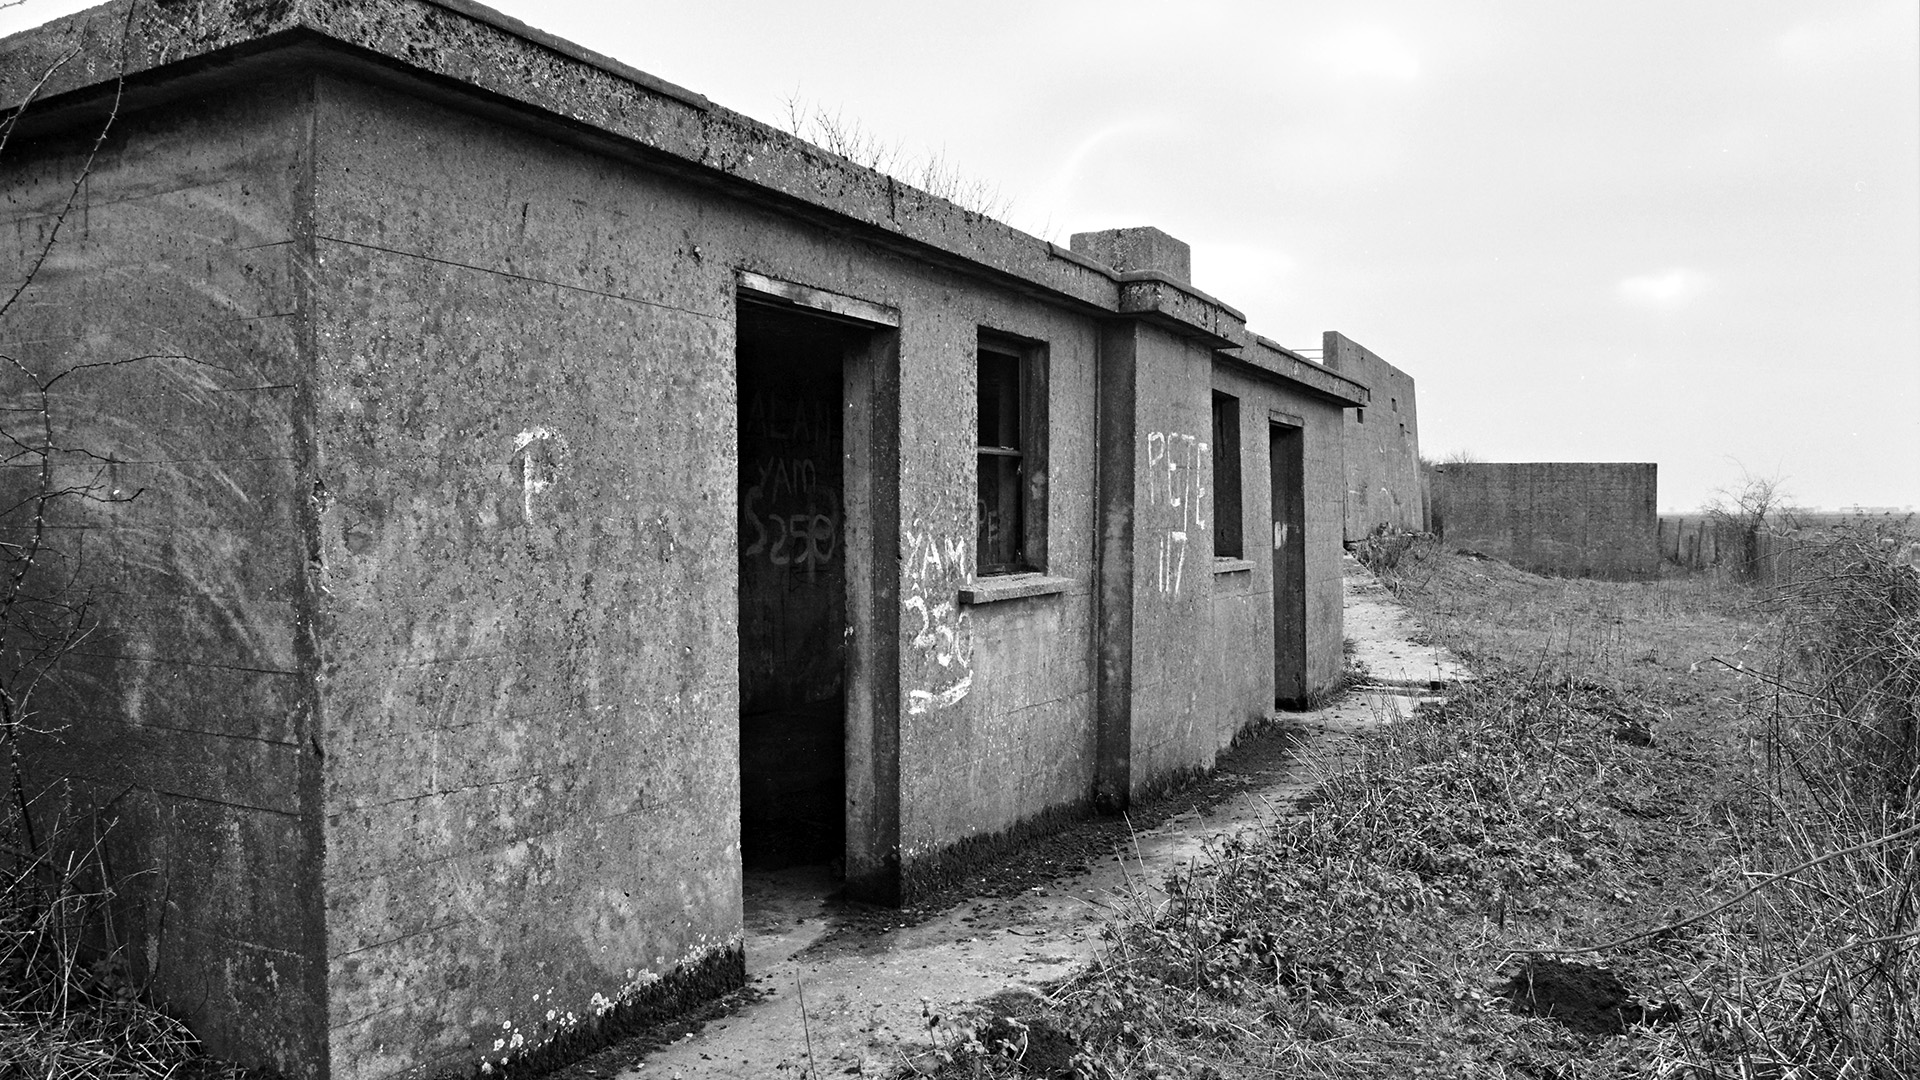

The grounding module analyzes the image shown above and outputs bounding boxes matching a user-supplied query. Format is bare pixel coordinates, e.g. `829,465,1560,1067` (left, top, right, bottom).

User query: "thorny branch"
0,1,144,855
0,43,80,163
2,6,138,322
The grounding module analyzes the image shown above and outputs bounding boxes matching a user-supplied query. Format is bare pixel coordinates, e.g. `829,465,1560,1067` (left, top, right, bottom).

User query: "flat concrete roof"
0,0,1368,407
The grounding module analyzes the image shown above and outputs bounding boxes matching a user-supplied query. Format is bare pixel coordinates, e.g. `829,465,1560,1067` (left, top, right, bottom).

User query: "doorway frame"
1267,412,1307,706
734,272,902,904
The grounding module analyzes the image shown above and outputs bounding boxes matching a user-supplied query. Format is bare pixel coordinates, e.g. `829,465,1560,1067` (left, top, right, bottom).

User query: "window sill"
959,573,1075,605
1213,557,1255,575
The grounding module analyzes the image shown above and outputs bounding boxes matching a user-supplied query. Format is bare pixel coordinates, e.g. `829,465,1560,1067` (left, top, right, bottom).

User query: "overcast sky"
5,1,1916,511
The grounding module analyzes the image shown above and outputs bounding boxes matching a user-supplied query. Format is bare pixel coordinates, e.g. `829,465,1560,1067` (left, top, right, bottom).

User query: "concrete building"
1431,463,1659,581
1322,331,1424,539
0,2,1367,1077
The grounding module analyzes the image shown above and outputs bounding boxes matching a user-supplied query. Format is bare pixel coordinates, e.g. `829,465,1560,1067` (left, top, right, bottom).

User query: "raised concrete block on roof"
1070,226,1193,283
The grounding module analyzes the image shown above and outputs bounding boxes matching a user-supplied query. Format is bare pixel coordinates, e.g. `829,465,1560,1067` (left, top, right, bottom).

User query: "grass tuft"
1645,520,1920,1077
913,666,1700,1078
912,530,1920,1079
0,807,257,1079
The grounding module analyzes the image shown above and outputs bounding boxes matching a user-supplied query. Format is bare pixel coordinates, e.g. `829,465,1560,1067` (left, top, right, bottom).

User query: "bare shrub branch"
0,7,238,1073
778,90,1016,222
1704,462,1794,581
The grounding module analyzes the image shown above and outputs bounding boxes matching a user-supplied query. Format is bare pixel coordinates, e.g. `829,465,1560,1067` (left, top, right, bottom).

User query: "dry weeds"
1645,521,1920,1077
915,532,1917,1079
0,810,257,1079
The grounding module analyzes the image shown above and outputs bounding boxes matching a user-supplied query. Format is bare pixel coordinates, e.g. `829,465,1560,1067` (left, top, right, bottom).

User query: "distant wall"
1432,463,1658,581
1322,331,1423,539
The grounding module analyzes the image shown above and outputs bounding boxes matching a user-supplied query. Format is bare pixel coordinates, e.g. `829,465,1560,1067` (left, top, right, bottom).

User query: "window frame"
974,331,1049,577
1211,390,1243,559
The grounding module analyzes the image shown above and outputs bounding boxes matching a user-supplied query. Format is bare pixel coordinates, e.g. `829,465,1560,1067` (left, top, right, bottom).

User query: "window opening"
976,335,1046,574
1211,391,1243,557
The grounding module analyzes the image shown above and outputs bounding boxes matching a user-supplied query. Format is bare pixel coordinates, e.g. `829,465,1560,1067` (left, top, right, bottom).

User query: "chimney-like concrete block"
1070,226,1192,283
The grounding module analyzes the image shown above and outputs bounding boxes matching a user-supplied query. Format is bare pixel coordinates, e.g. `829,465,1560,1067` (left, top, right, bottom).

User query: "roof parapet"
0,0,1356,400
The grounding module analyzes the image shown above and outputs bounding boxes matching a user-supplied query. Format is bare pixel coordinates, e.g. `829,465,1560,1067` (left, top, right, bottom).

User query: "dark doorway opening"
1269,421,1307,706
737,303,858,873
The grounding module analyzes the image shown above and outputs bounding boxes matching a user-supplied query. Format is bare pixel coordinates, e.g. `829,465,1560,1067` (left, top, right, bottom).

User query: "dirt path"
615,560,1465,1079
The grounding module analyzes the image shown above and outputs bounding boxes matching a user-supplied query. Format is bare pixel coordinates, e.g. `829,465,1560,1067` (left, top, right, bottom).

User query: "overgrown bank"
915,530,1918,1079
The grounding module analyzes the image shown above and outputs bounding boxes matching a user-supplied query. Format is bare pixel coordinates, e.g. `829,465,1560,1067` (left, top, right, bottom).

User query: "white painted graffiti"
901,524,974,715
513,426,564,522
741,489,839,571
1144,431,1209,594
1157,529,1190,595
740,455,840,575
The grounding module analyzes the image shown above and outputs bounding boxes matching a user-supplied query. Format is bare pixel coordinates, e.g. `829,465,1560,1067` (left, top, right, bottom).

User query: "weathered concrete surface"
1122,324,1216,791
0,76,325,1076
309,70,748,1076
1090,324,1358,812
1323,331,1424,539
1204,357,1351,717
0,6,1374,1078
1,0,1190,346
0,2,1380,398
1069,226,1193,282
617,565,1467,1078
1432,463,1659,581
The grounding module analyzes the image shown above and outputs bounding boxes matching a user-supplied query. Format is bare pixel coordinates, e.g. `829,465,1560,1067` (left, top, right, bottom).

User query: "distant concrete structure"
1431,463,1659,581
1321,331,1424,539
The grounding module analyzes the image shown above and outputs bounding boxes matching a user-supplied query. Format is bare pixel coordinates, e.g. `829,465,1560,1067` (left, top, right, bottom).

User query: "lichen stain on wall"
472,933,743,1076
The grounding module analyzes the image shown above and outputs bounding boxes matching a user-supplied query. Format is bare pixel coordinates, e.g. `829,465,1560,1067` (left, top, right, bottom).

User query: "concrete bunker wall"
1201,362,1349,747
1084,322,1351,806
1118,326,1213,790
303,72,1120,1074
1322,331,1423,539
308,75,752,1078
1431,462,1659,581
2,18,1367,1080
0,79,326,1074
